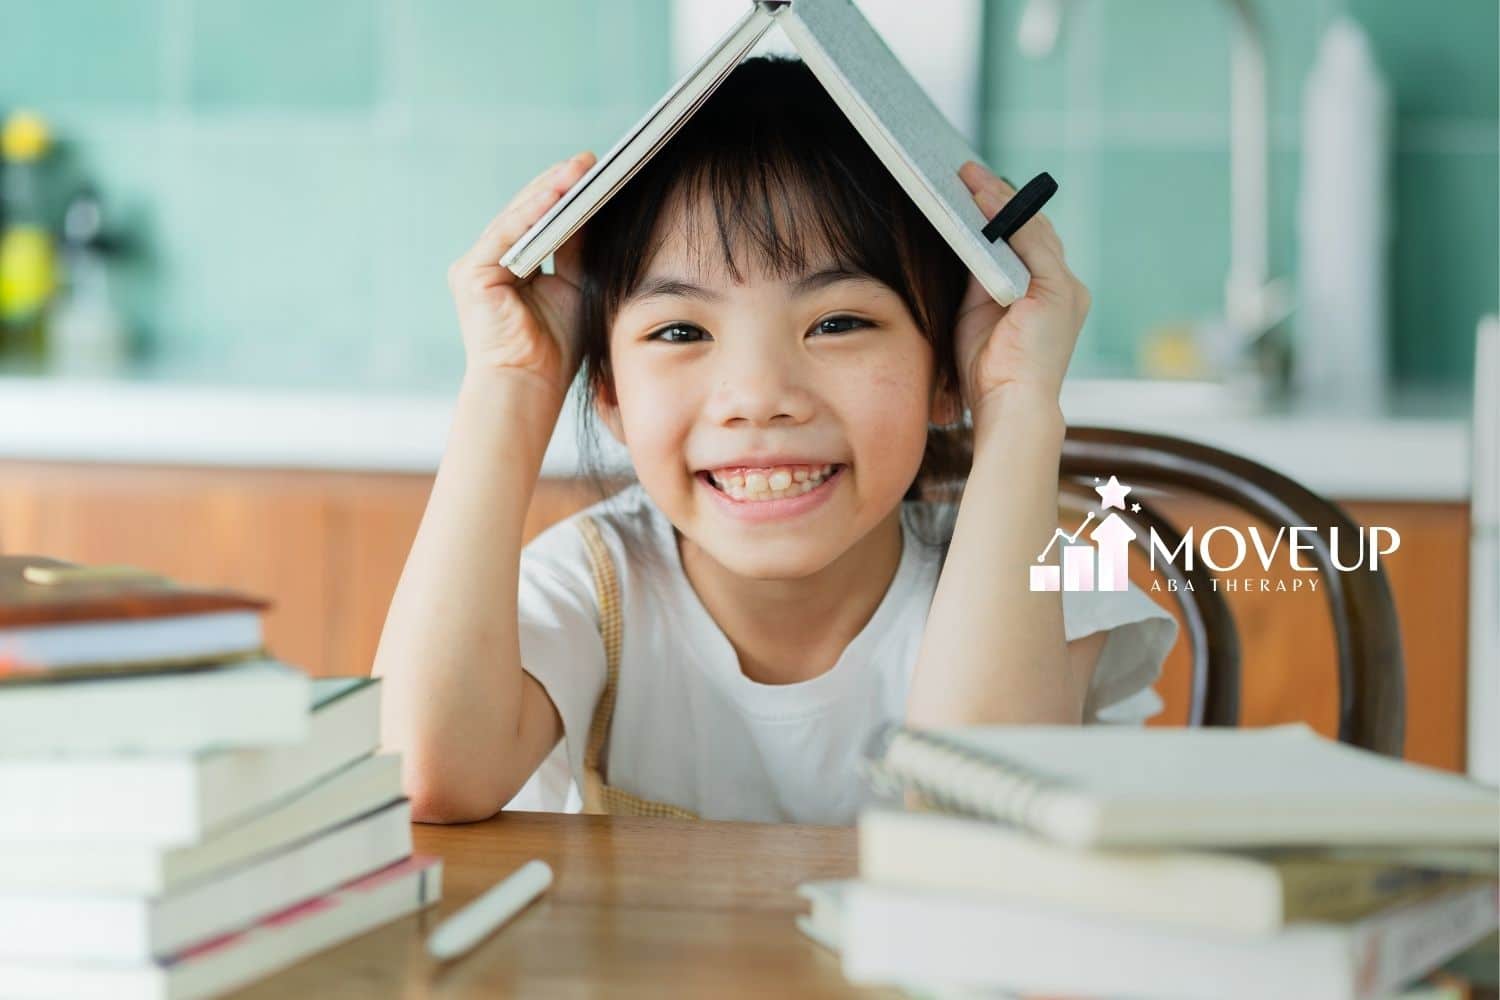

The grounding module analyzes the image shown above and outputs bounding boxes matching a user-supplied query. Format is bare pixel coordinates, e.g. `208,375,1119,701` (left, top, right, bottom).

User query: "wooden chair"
1058,425,1405,756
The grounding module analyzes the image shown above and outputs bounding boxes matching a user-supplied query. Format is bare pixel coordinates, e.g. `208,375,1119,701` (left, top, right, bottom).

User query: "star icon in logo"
1131,502,1142,513
1095,474,1132,511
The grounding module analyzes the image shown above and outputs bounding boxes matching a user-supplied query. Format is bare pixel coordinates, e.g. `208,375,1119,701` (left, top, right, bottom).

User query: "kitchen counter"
0,369,1473,501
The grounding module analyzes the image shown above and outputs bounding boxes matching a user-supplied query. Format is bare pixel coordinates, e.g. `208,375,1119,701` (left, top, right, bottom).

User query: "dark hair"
572,55,974,551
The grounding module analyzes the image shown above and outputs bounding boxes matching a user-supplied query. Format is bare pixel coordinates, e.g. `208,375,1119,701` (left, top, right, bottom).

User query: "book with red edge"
0,855,443,1000
0,555,269,680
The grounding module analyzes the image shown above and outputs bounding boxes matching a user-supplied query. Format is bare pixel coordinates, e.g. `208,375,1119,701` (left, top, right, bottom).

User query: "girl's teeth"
707,464,839,502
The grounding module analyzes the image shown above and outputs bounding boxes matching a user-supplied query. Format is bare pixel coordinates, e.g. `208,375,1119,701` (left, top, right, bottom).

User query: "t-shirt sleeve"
1061,581,1179,724
511,515,608,799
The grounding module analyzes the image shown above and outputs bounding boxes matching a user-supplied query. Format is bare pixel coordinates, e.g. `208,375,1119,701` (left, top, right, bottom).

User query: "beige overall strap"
575,515,698,820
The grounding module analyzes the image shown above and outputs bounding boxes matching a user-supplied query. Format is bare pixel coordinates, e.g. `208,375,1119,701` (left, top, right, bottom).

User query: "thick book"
0,800,412,962
860,808,1494,934
0,677,379,843
866,724,1500,848
0,556,267,678
0,754,402,894
0,657,310,754
498,0,1030,307
0,855,442,1000
841,880,1500,1000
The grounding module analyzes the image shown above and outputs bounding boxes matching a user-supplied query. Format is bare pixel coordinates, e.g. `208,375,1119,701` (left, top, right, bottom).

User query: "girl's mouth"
702,463,841,502
695,463,846,521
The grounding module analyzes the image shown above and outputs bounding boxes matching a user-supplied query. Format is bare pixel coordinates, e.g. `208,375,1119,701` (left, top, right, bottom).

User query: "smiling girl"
373,57,1177,824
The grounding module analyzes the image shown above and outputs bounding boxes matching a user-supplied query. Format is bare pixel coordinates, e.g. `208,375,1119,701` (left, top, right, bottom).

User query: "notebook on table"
865,724,1500,849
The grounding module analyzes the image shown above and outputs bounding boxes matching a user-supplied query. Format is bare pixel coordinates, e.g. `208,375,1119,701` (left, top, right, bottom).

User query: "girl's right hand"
448,151,597,400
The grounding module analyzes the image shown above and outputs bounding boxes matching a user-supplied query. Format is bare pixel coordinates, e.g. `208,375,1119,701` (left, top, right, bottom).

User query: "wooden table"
233,812,891,998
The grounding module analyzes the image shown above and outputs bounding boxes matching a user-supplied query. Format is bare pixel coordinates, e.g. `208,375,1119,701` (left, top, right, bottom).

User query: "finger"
462,152,596,276
960,159,1014,201
959,161,1067,285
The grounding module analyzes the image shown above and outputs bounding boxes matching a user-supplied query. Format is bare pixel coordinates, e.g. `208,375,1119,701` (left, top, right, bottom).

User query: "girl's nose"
703,344,816,427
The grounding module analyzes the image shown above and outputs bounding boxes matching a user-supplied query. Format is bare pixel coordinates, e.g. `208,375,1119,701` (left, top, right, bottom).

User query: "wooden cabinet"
0,461,1470,772
0,461,600,679
1138,496,1468,772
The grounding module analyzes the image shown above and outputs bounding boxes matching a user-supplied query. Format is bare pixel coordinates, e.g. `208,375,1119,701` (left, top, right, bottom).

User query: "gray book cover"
500,0,1031,306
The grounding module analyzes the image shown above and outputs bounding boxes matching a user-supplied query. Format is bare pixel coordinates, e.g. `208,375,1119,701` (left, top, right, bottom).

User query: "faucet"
1017,0,1292,388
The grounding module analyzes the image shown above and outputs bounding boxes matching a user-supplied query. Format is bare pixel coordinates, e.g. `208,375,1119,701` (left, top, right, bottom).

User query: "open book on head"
499,0,1032,307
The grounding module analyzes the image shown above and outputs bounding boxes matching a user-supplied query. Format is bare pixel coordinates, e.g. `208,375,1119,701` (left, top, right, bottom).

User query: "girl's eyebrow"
622,266,878,307
625,276,722,306
793,266,876,295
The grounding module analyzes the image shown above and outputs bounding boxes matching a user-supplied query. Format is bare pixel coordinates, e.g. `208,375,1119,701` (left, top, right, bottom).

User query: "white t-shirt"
508,483,1179,824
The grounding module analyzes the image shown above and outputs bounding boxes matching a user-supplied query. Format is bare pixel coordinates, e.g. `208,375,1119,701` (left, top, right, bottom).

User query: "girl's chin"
691,538,836,582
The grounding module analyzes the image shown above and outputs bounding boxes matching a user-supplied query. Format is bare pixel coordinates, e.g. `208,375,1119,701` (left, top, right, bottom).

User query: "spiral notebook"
867,724,1500,849
498,0,1031,306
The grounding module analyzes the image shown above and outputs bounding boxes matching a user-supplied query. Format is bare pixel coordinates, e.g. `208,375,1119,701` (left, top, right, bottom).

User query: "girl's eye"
813,315,872,336
646,323,709,344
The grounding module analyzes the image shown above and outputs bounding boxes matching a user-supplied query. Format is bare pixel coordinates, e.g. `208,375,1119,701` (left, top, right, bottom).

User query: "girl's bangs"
586,57,943,335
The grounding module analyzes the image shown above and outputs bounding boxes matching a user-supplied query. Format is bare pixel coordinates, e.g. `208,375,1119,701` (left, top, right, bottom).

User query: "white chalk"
425,859,553,961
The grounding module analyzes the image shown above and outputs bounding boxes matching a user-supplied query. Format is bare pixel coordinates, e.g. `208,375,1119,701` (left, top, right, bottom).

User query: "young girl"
373,57,1178,825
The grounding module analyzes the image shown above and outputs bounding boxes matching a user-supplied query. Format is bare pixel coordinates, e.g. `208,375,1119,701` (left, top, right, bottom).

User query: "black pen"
982,171,1058,244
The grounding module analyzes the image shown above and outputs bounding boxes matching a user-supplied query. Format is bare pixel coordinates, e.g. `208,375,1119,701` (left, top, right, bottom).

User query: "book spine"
1350,882,1499,1000
869,727,1057,833
1281,864,1480,923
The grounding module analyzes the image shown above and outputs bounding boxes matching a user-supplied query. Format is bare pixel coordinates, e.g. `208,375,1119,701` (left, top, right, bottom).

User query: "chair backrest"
1059,425,1405,756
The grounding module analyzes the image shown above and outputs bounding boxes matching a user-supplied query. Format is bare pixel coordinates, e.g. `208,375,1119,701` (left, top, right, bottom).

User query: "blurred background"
0,2,1494,778
0,0,1492,389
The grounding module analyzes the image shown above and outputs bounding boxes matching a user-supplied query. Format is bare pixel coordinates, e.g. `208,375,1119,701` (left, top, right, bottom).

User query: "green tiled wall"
984,0,1498,382
0,0,1492,388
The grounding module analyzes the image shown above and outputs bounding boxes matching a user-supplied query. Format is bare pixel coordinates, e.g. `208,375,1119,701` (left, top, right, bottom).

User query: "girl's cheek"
857,340,932,415
830,353,932,478
616,369,699,476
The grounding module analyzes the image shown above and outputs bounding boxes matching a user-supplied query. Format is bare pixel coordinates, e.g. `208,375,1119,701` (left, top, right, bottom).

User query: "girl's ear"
592,377,627,445
929,381,963,428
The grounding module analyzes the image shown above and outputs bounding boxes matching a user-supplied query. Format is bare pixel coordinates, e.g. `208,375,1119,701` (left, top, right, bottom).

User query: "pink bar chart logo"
1030,474,1139,592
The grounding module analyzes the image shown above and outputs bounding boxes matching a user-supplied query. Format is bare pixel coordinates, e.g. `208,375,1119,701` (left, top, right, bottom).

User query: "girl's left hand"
952,160,1091,422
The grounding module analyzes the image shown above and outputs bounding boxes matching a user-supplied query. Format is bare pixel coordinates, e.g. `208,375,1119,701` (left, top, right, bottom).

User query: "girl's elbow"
402,759,514,825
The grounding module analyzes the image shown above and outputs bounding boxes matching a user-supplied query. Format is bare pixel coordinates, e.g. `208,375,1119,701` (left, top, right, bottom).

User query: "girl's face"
595,202,957,580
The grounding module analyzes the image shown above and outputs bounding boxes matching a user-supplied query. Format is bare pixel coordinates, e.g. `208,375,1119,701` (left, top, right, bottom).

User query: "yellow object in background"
1,112,50,161
0,226,57,317
1137,323,1208,379
0,110,58,358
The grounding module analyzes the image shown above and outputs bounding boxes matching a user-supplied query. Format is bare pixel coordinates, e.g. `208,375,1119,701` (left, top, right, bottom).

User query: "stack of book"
801,725,1499,1000
0,556,441,999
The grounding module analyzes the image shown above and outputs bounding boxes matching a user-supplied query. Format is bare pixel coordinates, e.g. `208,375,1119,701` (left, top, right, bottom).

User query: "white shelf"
0,374,1470,501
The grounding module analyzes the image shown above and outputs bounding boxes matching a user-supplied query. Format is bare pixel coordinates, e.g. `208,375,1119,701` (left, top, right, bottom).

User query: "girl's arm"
372,370,566,821
906,390,1098,725
373,151,596,822
906,162,1099,728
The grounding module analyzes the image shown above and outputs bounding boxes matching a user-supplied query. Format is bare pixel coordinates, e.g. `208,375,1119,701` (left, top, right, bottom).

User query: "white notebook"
842,879,1498,1000
498,0,1031,306
869,724,1500,848
0,801,413,963
0,678,380,844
